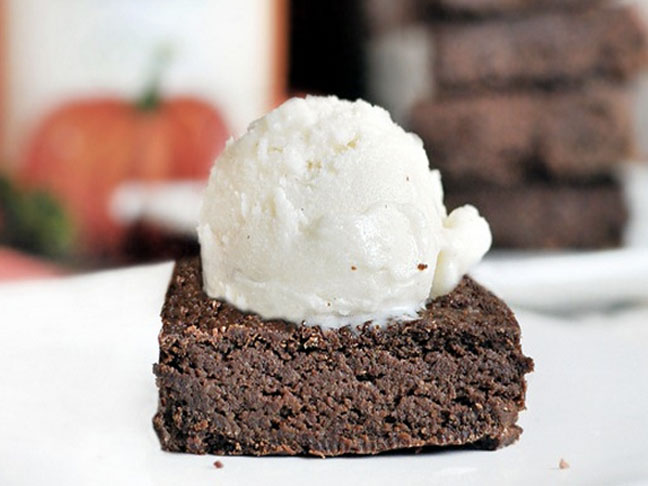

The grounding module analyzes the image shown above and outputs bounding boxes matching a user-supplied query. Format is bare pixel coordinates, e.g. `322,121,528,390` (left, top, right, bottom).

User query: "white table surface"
1,262,647,486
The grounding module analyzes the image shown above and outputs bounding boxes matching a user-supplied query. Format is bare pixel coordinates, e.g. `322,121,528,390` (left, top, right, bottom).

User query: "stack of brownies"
368,0,648,248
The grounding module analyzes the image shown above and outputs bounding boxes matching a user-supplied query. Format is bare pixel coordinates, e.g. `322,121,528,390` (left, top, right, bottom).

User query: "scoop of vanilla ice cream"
198,96,491,328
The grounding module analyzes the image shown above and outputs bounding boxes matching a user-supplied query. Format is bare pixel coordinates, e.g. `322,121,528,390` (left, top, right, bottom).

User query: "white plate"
471,163,648,312
471,247,648,312
1,263,647,486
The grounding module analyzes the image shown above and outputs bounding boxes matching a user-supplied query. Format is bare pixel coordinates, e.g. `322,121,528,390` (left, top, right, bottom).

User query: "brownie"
364,0,421,35
445,180,627,249
119,220,199,264
153,258,533,457
410,84,632,187
430,6,648,93
422,0,601,17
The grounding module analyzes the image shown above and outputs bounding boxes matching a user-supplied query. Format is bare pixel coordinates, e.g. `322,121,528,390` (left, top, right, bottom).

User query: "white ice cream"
198,96,491,328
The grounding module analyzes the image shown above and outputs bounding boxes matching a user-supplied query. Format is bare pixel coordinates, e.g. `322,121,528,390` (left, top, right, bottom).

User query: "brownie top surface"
160,258,520,341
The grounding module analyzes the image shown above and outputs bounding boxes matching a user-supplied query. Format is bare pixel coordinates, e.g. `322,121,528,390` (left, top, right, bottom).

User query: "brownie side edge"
153,258,534,456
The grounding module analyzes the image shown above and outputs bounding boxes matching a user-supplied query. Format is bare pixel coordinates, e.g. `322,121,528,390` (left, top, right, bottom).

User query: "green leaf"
0,173,76,259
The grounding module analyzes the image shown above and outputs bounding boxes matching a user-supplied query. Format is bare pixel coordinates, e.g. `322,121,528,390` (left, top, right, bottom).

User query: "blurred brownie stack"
366,0,648,248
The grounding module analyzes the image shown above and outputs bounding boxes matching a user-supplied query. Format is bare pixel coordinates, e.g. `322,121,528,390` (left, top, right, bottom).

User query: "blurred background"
1,0,648,281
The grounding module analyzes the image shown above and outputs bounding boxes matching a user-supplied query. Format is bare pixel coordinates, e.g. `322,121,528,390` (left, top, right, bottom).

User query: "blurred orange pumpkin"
20,94,228,256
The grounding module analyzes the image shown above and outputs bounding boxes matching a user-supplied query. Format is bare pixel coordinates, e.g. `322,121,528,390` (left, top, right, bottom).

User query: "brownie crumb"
213,460,224,469
559,458,570,470
351,266,357,271
417,263,428,271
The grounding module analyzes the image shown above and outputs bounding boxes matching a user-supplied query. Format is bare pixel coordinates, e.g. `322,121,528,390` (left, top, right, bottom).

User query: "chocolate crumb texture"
411,85,633,188
559,458,570,470
417,263,428,271
153,258,534,456
445,180,626,249
430,6,648,92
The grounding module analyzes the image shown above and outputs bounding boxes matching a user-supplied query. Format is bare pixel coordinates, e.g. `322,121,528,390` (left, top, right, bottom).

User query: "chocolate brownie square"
445,180,627,249
153,258,533,456
423,0,601,18
120,220,199,264
430,6,648,92
410,84,632,186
